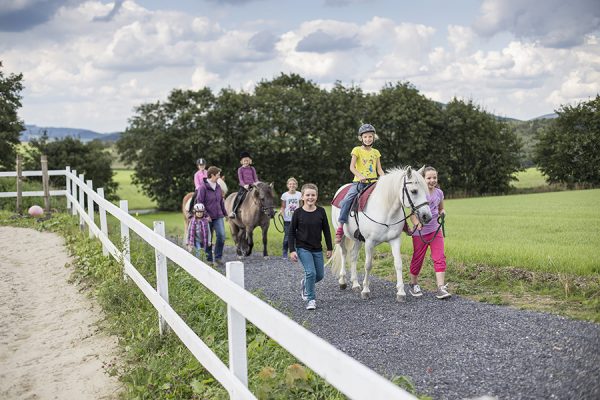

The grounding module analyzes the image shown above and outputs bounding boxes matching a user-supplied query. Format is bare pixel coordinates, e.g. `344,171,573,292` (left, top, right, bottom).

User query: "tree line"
2,64,598,210
117,74,524,209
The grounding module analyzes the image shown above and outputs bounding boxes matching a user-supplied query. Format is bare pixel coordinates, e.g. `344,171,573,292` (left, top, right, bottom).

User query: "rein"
409,214,446,244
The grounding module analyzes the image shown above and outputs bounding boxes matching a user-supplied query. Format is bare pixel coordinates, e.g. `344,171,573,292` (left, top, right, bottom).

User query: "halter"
249,185,276,217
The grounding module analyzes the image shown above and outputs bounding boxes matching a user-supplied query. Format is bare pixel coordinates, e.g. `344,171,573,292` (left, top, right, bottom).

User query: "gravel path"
218,248,600,400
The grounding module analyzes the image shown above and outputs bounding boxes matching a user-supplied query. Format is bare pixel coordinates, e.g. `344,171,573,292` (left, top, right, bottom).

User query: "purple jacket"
195,180,227,220
238,166,258,186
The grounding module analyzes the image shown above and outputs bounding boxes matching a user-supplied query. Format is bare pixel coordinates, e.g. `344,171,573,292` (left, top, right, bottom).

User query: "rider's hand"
414,222,423,231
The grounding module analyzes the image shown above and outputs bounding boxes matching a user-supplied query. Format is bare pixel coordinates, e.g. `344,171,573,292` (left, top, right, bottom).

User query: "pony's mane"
373,166,424,209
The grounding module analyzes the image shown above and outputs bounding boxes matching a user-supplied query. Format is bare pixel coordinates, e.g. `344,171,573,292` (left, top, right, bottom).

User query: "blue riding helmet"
358,124,376,136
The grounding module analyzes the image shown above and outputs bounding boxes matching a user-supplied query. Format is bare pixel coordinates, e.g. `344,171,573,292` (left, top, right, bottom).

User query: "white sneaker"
436,284,452,299
306,300,316,310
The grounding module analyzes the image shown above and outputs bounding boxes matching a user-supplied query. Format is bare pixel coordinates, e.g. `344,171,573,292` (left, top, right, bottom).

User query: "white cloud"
3,1,599,131
473,0,600,48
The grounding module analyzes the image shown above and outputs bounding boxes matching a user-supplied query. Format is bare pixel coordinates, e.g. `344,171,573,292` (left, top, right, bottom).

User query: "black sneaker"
408,283,423,297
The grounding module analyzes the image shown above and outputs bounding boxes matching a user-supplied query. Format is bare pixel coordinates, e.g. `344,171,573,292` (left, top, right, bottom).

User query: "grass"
511,167,547,189
113,169,157,210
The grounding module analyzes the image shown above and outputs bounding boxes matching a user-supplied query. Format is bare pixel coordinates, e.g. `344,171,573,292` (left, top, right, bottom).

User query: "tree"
367,82,443,169
0,61,25,171
117,88,216,209
26,135,119,201
534,95,600,186
438,99,523,195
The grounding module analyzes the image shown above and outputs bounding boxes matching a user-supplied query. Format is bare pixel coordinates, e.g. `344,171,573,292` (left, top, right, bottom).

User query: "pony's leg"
338,238,348,289
261,224,268,258
246,228,254,257
350,241,362,291
390,237,406,302
361,241,374,299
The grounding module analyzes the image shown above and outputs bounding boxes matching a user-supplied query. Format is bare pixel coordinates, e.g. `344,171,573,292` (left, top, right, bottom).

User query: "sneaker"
229,212,236,219
408,283,423,297
436,284,452,299
282,252,288,260
335,226,344,244
215,259,225,267
300,279,308,301
306,300,316,310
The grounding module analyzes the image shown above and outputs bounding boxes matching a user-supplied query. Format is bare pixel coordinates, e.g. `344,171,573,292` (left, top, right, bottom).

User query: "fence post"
154,221,169,335
97,187,108,256
78,173,85,230
70,169,77,216
41,155,50,213
16,155,22,214
226,261,248,390
65,166,71,211
119,200,130,281
86,180,94,238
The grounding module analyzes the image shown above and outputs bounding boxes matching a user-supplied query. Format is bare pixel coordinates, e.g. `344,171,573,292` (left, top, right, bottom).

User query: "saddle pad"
331,183,377,211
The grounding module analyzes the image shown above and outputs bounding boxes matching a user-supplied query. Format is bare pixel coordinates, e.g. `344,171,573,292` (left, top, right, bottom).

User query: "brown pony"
224,182,276,257
182,178,228,244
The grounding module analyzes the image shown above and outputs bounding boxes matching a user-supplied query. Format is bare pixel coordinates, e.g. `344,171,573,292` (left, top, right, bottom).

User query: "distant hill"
532,113,558,120
20,125,121,143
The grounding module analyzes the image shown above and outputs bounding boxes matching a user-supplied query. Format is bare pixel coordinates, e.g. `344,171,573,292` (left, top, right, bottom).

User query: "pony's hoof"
396,294,406,302
361,291,370,300
352,285,361,292
339,283,347,290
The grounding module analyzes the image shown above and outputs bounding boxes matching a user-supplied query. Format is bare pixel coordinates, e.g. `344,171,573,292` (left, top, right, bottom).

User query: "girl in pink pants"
408,166,451,300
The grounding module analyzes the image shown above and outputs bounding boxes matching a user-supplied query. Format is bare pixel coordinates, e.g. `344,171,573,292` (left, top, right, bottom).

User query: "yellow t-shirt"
351,146,381,181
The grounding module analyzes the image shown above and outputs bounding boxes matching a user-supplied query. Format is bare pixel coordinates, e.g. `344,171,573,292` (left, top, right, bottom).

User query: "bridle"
357,175,429,228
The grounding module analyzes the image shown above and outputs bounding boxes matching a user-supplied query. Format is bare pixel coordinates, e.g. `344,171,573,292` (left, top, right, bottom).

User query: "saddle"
332,182,377,242
331,182,377,211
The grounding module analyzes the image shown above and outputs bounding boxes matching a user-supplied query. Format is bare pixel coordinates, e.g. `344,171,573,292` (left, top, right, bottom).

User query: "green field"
113,169,157,210
114,169,599,275
511,167,548,188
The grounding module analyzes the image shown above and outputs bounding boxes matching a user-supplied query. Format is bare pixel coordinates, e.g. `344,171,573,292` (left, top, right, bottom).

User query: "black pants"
232,186,248,213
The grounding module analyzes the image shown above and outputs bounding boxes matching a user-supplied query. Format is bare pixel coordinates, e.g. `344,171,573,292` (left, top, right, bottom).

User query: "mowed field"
116,168,599,276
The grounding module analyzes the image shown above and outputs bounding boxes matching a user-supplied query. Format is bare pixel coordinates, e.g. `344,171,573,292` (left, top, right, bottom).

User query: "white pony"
329,166,432,302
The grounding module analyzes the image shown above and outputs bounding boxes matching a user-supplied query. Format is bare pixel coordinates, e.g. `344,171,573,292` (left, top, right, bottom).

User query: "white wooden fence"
0,167,415,400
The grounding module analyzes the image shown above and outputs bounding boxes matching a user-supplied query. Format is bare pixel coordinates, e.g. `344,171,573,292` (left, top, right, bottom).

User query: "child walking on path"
229,151,259,219
187,203,211,260
280,177,301,259
408,166,451,299
289,183,333,310
336,123,385,244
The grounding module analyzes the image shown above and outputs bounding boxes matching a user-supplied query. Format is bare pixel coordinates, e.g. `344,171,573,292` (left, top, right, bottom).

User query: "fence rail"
1,166,415,400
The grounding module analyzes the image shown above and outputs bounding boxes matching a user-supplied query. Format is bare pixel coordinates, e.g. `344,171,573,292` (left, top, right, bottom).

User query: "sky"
1,0,599,133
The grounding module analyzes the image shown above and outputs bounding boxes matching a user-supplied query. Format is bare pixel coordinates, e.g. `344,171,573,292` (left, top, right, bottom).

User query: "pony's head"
404,166,432,224
377,167,432,224
252,182,276,218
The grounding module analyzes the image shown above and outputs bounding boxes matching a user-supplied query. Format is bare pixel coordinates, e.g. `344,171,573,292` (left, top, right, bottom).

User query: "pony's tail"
325,243,343,276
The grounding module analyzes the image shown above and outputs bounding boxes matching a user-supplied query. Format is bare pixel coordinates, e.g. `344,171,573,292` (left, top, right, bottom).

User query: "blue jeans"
207,217,225,262
338,182,367,224
282,221,291,256
297,248,324,301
